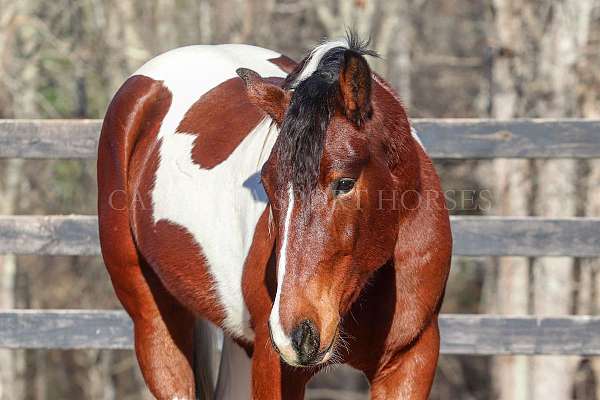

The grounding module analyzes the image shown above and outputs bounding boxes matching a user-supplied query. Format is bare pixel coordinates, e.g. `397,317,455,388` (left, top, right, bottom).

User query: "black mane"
276,32,376,196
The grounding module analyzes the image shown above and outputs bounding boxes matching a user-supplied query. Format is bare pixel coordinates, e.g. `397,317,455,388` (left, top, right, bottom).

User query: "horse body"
99,44,291,399
98,38,451,400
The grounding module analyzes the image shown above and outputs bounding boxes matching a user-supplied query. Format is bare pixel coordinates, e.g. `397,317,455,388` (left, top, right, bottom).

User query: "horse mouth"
268,323,340,368
316,327,342,365
301,335,338,367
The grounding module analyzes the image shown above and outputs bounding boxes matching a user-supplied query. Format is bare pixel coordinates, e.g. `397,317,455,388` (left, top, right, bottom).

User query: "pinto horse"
98,34,451,400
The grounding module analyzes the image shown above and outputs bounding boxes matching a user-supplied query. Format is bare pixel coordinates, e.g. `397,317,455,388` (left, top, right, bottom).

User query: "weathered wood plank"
0,310,132,349
0,120,100,159
439,314,600,355
1,119,599,159
1,215,599,257
1,310,599,355
416,119,600,159
451,216,600,257
0,215,99,256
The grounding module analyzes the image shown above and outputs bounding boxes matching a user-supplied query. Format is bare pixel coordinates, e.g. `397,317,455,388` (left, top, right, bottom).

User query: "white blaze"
269,184,297,362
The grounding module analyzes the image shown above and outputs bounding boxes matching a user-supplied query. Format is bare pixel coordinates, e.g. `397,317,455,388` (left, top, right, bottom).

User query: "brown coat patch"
176,76,285,169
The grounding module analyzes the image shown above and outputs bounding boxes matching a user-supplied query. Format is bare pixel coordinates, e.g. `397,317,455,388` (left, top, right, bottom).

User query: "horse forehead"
321,118,369,166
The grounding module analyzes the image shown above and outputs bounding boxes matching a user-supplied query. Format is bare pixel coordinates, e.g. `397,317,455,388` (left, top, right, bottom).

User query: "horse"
98,33,452,400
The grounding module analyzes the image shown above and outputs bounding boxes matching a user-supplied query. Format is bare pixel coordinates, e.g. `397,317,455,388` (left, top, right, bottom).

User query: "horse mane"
276,31,377,196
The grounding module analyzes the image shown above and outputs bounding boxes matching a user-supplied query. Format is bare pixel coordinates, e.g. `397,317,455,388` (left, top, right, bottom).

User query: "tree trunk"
0,160,24,400
0,2,28,399
489,1,598,399
577,4,600,396
489,1,532,399
531,2,595,398
589,157,600,399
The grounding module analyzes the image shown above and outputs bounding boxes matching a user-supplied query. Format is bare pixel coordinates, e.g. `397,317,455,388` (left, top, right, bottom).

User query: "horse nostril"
291,320,320,364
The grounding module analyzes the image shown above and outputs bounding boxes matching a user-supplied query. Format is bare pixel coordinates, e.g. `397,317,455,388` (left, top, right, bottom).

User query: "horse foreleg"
250,325,311,400
107,257,196,400
369,318,440,400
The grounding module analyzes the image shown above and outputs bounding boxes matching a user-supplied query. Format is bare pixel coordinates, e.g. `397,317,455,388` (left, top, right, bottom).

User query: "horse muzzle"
269,319,337,367
290,319,320,365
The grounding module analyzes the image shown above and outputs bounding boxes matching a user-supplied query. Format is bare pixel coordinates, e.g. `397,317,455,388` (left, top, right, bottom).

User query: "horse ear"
236,68,290,125
338,50,372,126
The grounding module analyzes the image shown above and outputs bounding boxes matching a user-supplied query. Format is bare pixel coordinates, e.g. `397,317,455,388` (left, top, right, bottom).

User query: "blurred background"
1,0,600,399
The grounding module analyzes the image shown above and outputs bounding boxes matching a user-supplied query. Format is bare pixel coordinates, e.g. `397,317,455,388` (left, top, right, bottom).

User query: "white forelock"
291,39,349,87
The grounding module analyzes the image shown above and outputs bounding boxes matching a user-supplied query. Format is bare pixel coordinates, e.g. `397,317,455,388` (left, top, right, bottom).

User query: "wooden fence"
1,119,600,355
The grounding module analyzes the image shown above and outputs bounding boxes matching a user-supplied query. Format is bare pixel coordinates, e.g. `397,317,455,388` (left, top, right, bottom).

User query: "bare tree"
489,2,599,399
0,160,24,400
488,2,533,399
577,3,600,398
531,3,597,398
0,1,36,398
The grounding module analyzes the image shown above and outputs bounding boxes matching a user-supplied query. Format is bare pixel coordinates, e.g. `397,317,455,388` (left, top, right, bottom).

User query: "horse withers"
98,34,452,400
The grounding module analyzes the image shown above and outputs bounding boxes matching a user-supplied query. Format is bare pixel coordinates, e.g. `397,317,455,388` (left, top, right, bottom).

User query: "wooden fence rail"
1,215,599,257
1,118,599,354
1,119,600,159
2,310,600,355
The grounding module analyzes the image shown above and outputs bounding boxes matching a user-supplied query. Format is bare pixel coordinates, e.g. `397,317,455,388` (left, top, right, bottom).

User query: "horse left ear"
236,68,290,125
338,50,373,126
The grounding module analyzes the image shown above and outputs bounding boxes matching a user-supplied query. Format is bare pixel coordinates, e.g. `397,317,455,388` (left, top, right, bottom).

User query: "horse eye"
332,178,356,196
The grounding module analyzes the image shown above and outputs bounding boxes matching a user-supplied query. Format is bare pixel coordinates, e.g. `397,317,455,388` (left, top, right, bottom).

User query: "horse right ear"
338,50,373,127
236,68,290,125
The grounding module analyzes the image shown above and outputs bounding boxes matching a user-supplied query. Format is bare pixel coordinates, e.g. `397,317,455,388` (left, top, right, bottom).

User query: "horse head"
238,39,427,367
